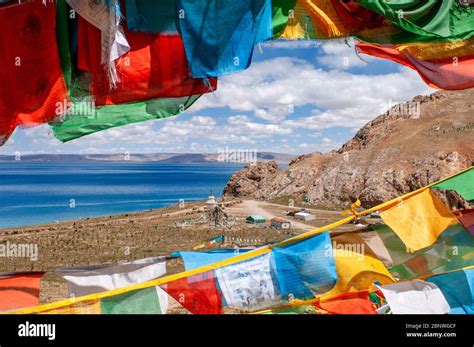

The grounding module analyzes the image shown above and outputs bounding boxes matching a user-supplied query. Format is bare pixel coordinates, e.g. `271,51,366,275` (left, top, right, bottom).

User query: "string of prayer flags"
0,272,45,312
356,42,474,91
378,279,451,314
0,1,68,142
379,188,456,252
432,168,474,202
176,0,273,78
271,231,337,300
427,268,474,315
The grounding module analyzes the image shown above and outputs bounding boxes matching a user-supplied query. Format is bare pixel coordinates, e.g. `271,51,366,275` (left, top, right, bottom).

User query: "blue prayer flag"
271,231,337,300
427,269,474,314
176,0,273,78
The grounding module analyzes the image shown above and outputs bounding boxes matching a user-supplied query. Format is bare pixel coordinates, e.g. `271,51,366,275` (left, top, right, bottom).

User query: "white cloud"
193,55,432,127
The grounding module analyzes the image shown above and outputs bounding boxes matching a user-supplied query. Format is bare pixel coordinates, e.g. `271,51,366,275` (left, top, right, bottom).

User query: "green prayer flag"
356,0,474,44
100,287,163,314
50,95,200,142
432,168,474,201
272,0,297,38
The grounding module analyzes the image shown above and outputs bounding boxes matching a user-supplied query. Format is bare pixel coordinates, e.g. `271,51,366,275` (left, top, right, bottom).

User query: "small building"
271,218,291,230
246,215,266,224
294,212,316,222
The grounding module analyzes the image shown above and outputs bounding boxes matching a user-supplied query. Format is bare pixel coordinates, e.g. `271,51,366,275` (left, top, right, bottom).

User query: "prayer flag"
356,0,474,43
0,1,68,144
0,272,45,312
432,168,474,202
125,0,179,34
379,189,456,251
324,249,395,296
163,272,223,314
78,17,217,106
216,253,278,311
357,42,474,91
56,256,168,313
272,0,298,38
378,280,451,314
456,209,474,236
176,0,273,78
271,231,337,300
316,290,377,314
428,268,474,314
49,95,201,142
100,286,166,314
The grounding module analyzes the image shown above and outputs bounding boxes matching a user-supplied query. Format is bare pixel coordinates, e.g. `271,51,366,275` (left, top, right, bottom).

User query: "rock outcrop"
223,90,474,208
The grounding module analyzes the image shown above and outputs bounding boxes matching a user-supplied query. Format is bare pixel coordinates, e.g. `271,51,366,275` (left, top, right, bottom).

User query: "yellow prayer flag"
322,249,395,297
380,189,456,252
299,0,346,38
41,299,101,314
396,39,474,61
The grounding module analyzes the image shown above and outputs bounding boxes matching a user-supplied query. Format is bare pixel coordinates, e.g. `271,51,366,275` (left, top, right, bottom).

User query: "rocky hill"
223,90,474,208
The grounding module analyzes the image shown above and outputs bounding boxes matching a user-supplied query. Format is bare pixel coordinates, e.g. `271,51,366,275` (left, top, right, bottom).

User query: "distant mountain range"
0,152,296,164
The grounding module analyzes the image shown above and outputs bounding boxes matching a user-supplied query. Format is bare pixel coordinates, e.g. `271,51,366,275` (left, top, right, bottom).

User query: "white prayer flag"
378,280,451,314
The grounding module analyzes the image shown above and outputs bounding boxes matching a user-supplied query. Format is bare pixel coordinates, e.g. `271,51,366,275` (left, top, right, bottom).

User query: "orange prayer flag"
356,42,474,90
0,272,45,312
316,290,377,314
379,189,456,252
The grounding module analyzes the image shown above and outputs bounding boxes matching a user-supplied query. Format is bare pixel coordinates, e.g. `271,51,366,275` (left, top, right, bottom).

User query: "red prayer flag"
77,16,217,106
162,272,223,314
456,209,474,236
0,272,45,312
330,0,385,32
315,290,377,314
0,1,68,143
356,42,474,90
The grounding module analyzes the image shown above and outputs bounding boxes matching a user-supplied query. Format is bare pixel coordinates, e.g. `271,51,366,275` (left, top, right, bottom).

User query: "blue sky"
1,39,434,155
